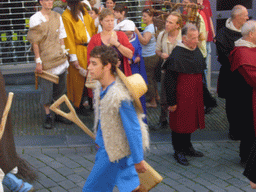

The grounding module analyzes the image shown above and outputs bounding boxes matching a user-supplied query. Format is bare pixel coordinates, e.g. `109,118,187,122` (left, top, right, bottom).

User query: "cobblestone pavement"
4,141,254,192
3,85,254,192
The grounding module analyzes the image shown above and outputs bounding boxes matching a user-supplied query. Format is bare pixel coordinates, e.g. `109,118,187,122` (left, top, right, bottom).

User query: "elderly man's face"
237,9,249,27
183,30,199,50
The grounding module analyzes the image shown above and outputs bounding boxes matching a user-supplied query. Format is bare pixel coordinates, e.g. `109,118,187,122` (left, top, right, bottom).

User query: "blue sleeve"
119,100,144,164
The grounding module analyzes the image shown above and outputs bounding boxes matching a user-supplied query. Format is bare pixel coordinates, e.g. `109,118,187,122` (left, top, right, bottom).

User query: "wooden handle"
35,73,38,90
50,95,96,140
36,71,59,84
0,92,14,140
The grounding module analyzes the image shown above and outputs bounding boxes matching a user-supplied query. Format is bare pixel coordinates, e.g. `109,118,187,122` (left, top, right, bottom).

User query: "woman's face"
142,12,153,25
106,0,115,10
100,15,115,31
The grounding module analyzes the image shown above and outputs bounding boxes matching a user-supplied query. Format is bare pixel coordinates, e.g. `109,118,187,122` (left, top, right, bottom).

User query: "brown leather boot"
132,184,148,192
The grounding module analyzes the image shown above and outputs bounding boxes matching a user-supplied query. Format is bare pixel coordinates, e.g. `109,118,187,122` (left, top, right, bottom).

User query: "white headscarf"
114,20,135,31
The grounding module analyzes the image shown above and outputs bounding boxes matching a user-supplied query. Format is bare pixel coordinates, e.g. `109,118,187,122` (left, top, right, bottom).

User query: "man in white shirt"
27,0,71,129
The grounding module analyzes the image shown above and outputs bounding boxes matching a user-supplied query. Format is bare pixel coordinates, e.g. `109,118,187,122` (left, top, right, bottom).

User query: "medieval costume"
62,6,96,108
215,18,242,139
129,33,148,116
229,38,256,164
27,10,70,129
164,42,206,164
0,71,35,191
83,76,149,192
156,30,182,128
244,139,256,183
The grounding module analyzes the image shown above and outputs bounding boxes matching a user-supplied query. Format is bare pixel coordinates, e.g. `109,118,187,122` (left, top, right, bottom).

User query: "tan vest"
93,77,150,162
27,11,67,70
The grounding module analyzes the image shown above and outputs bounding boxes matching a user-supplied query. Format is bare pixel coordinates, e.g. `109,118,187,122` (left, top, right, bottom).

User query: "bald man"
215,5,249,140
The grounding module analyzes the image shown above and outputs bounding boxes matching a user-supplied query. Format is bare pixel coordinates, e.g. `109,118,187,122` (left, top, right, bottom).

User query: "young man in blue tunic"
83,45,150,192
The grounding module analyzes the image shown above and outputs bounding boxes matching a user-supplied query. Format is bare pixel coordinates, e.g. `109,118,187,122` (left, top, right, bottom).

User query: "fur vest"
93,77,150,162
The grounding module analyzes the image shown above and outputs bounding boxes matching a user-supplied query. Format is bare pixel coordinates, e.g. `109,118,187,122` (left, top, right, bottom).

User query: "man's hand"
168,105,177,112
35,63,43,73
135,160,147,173
161,53,169,60
250,181,256,189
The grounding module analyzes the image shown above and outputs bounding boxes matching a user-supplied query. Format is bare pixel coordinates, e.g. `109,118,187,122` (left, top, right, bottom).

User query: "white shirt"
29,11,69,75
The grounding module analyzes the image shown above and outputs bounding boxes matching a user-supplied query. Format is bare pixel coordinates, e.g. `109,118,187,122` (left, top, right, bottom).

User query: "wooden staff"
50,95,163,191
35,71,59,90
0,92,14,140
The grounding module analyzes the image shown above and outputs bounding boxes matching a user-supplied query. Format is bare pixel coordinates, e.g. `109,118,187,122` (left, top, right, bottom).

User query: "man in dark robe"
164,23,206,166
215,5,248,140
229,20,256,167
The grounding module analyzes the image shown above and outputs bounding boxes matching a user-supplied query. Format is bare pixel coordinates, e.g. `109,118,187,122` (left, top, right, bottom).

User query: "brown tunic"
0,71,17,174
27,11,67,70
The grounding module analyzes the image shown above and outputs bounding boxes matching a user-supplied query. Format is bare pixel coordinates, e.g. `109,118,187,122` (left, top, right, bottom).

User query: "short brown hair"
114,4,129,16
90,45,118,74
99,8,114,21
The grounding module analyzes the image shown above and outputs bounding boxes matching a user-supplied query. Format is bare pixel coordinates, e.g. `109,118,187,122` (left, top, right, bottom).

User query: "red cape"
230,46,256,72
230,46,256,136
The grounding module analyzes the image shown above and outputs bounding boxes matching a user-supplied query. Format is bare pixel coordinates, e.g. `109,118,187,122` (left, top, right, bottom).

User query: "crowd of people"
2,0,256,191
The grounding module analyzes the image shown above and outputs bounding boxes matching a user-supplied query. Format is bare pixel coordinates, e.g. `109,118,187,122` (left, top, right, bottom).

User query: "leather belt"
80,43,88,46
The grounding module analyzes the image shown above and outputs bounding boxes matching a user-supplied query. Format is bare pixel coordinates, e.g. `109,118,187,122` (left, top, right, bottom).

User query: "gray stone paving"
3,141,255,192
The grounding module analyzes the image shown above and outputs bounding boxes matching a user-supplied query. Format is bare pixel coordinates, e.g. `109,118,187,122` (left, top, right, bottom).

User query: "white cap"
114,20,136,31
82,0,92,10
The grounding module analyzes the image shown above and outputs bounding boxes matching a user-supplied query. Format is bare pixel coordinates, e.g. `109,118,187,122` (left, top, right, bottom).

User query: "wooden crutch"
0,92,14,140
50,95,163,191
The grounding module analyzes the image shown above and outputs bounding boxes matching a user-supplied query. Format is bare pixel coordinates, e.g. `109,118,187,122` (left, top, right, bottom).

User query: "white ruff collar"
177,42,196,51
